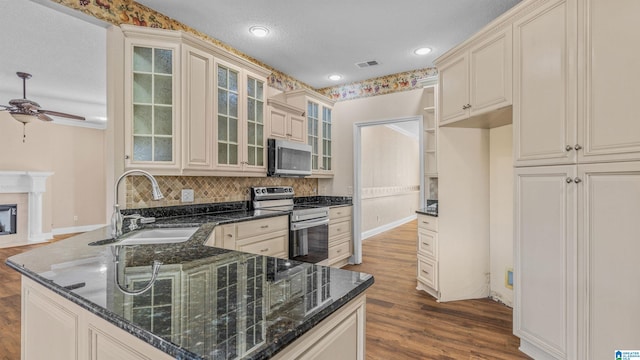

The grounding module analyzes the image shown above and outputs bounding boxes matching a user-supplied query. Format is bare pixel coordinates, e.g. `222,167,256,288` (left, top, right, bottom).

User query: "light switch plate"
181,189,194,203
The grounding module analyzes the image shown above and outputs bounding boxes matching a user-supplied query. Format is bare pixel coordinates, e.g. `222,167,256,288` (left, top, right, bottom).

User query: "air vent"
355,60,379,68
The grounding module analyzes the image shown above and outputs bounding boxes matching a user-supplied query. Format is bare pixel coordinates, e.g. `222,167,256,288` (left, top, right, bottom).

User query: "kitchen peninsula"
6,207,372,360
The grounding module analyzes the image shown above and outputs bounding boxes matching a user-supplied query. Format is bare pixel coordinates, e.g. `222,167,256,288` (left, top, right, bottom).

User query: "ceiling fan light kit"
1,72,86,142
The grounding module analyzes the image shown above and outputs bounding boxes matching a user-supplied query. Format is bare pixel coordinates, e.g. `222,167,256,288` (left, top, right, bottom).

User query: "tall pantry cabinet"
513,0,640,359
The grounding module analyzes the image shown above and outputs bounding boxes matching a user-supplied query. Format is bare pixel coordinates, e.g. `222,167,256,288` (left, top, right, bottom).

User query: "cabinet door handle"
261,225,269,229
566,177,573,183
423,242,430,247
422,221,429,225
565,145,573,152
260,248,269,253
574,177,582,184
574,144,583,151
422,270,430,275
226,233,233,237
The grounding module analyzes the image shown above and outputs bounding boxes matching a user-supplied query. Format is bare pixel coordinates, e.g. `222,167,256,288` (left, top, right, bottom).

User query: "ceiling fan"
1,72,85,141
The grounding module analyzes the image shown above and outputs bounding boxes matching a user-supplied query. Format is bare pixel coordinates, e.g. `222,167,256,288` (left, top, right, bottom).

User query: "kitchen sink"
116,227,199,245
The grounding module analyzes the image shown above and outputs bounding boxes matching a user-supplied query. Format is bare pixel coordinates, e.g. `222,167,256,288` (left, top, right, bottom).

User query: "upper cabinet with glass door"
281,89,336,177
112,25,270,176
121,26,182,172
213,58,268,175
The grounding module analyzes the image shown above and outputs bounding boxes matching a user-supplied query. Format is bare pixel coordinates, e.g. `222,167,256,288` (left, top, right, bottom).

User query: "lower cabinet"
271,293,366,360
514,162,640,360
328,206,353,267
22,277,174,360
206,215,289,259
416,214,439,298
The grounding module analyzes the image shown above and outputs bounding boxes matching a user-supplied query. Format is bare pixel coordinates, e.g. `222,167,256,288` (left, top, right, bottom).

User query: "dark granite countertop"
416,200,438,217
5,207,372,360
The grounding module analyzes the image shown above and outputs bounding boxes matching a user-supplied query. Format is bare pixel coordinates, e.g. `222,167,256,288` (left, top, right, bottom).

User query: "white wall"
489,124,514,306
0,0,108,235
321,88,428,195
360,125,420,234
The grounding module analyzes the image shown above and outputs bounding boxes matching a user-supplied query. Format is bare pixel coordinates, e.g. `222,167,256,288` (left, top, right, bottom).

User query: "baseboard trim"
52,224,106,236
361,214,417,240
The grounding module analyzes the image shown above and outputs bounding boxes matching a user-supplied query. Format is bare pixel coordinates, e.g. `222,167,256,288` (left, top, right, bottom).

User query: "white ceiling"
137,0,522,88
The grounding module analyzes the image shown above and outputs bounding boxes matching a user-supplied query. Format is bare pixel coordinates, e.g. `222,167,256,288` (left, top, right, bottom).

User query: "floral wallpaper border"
318,67,439,101
51,0,438,100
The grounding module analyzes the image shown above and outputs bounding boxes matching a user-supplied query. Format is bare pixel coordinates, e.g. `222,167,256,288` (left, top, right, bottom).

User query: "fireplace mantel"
0,171,53,243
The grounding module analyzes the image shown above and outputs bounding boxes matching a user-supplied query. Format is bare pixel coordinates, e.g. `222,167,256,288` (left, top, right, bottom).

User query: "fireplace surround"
0,171,53,244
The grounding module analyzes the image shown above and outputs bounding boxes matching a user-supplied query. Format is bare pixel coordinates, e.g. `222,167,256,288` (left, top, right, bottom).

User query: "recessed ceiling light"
414,47,432,55
328,74,342,81
249,26,269,37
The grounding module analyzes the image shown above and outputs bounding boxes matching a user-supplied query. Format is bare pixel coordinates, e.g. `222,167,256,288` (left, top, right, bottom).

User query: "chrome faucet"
111,169,164,239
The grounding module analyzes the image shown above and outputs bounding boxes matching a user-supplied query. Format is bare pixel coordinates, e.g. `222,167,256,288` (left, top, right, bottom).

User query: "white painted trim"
361,214,417,240
352,115,424,265
0,171,53,243
52,224,106,236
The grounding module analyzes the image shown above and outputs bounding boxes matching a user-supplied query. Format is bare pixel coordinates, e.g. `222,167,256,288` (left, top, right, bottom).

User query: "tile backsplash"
126,176,319,209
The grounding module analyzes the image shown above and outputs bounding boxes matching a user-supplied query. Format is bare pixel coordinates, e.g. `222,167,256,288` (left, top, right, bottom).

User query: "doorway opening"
352,115,424,264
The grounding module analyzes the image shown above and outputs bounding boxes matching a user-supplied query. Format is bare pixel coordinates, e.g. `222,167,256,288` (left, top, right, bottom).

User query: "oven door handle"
291,218,330,231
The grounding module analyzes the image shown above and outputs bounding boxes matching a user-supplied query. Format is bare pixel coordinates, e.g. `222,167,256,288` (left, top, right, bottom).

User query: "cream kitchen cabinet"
267,97,306,143
206,216,289,259
280,89,336,177
213,59,269,175
514,165,577,360
514,162,640,360
110,25,270,176
436,26,512,127
328,206,353,268
416,214,439,298
22,277,174,360
514,0,640,167
121,26,182,172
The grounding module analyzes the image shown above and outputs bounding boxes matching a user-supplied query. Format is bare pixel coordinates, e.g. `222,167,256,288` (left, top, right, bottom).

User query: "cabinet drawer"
329,219,351,239
236,216,288,240
237,232,287,257
417,214,438,232
417,255,438,290
418,228,438,258
329,241,351,263
329,206,352,220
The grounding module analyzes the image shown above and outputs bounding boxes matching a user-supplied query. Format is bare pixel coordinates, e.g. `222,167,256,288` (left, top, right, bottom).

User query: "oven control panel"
251,186,294,201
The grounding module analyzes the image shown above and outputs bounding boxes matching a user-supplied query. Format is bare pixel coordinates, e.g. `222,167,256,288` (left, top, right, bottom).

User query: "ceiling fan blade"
36,113,54,122
39,109,85,121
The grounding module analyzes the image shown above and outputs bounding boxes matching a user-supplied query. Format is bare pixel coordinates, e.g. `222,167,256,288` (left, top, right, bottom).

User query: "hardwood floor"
0,225,529,359
345,220,531,360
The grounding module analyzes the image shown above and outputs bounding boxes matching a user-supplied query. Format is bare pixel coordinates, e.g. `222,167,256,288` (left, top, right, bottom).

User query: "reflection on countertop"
6,200,370,360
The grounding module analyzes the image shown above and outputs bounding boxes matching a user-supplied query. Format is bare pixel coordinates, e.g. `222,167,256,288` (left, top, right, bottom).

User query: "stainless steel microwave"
267,138,312,177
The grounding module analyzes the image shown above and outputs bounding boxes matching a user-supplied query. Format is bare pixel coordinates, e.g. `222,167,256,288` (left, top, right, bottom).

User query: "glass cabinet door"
321,106,332,171
217,64,240,166
132,46,174,163
307,101,320,170
246,77,265,167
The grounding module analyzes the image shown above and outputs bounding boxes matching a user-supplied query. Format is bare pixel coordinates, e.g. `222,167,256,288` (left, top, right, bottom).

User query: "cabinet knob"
565,145,573,152
260,225,269,229
574,177,582,184
574,144,583,151
566,177,573,183
260,248,269,253
125,155,130,159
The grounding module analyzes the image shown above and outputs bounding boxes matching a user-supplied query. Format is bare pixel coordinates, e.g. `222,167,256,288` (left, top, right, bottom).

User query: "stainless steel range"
251,186,329,263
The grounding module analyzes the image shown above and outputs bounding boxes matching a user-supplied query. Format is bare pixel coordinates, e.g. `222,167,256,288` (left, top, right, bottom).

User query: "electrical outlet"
73,215,78,222
181,189,194,203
